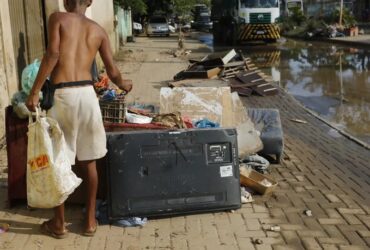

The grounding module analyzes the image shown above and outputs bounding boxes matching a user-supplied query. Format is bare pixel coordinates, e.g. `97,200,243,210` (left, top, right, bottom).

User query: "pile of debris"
171,49,278,97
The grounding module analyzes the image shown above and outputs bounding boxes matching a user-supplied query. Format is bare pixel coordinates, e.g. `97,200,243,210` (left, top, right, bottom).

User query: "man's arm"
98,30,132,92
26,12,61,111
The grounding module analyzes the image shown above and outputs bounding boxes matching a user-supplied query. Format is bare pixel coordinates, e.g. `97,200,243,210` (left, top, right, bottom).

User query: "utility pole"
339,0,344,26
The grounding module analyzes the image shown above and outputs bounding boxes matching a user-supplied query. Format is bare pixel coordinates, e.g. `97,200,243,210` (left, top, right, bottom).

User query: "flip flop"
40,221,69,239
82,221,98,237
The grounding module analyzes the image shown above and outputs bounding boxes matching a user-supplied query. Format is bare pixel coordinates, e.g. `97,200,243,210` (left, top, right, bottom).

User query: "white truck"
212,0,281,44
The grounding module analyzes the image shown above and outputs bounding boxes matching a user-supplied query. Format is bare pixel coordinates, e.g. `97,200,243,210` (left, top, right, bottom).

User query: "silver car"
146,16,170,37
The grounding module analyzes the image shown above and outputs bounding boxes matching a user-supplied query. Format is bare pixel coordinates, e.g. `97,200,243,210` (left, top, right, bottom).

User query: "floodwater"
197,33,370,145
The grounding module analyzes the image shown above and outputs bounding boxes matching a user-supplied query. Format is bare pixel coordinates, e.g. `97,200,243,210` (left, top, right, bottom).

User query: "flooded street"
197,33,370,144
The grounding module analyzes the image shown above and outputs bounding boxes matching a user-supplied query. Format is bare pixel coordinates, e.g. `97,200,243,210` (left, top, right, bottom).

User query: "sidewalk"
330,34,370,47
0,35,370,250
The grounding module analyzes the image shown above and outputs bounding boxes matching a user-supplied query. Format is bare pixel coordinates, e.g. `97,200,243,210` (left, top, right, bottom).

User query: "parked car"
191,13,213,32
146,16,170,37
133,22,143,35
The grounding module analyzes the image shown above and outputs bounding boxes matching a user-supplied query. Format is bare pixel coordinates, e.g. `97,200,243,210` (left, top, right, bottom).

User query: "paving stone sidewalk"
0,35,369,250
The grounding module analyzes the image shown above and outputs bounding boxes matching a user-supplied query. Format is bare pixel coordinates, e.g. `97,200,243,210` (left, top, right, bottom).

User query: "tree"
114,0,147,15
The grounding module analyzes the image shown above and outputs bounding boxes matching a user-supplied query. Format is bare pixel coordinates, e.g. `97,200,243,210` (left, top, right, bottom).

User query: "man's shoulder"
48,12,72,24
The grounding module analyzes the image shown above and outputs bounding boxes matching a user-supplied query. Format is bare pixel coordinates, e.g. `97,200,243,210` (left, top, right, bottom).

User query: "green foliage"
277,9,306,34
173,0,197,16
114,0,147,15
290,8,306,26
329,8,357,28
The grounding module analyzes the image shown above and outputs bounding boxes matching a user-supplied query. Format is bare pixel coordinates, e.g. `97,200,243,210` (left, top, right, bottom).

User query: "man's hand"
120,79,133,93
26,93,40,112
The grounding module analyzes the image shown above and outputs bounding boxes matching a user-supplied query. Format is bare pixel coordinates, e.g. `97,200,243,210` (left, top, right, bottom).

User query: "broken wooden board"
174,67,221,80
231,87,253,97
196,49,237,67
251,82,279,96
236,71,266,85
169,79,228,88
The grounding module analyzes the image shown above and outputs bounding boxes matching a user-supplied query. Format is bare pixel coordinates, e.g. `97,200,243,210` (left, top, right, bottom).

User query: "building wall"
0,14,8,144
0,1,19,143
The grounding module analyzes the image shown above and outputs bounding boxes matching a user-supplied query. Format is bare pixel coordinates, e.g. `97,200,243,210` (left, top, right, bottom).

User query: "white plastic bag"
27,108,82,208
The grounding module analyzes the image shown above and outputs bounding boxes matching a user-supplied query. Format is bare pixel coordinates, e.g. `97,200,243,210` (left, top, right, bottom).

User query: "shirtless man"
26,0,132,238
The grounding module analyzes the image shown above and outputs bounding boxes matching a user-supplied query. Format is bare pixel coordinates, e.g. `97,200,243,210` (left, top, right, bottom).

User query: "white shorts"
47,85,107,165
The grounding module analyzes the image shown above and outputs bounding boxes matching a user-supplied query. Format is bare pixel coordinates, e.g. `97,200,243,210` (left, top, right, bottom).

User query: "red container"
5,106,28,206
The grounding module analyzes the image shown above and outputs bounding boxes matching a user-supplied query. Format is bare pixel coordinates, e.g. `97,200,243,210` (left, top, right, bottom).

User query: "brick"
253,204,269,213
246,218,262,231
269,208,286,219
273,244,305,250
317,237,348,245
318,218,347,225
280,224,306,231
139,227,155,249
235,230,266,238
325,194,342,203
320,244,340,250
303,218,324,230
281,231,301,245
256,245,273,250
325,208,344,219
301,237,321,249
337,208,366,215
305,201,327,217
297,230,327,238
205,242,238,250
286,213,304,225
106,235,124,249
342,214,362,225
357,215,370,229
235,237,256,250
338,245,368,250
340,230,367,246
357,230,370,237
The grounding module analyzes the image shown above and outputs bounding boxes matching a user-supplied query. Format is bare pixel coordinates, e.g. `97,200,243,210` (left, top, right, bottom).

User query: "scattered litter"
252,238,263,245
0,223,9,233
125,110,153,124
195,119,220,128
304,209,313,217
114,217,148,227
239,166,278,195
96,200,148,227
259,179,273,187
269,225,281,232
240,187,253,203
242,155,270,174
290,118,307,124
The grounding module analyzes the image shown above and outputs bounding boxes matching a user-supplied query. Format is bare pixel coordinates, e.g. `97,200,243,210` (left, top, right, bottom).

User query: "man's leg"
42,204,66,235
77,160,98,232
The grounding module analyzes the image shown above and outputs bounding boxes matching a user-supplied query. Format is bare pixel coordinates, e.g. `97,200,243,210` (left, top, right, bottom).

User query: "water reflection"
243,39,370,144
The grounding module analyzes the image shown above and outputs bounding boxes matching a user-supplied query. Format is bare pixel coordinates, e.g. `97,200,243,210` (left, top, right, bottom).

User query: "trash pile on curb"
171,49,279,97
7,48,284,229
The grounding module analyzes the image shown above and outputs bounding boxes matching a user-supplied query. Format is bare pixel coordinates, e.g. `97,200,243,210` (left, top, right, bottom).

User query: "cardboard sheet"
160,87,234,127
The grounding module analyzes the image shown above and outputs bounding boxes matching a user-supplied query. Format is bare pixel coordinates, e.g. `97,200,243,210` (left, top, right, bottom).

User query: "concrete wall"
0,1,18,143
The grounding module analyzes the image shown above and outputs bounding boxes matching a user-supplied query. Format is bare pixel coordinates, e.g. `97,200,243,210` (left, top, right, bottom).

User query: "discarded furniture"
247,108,284,163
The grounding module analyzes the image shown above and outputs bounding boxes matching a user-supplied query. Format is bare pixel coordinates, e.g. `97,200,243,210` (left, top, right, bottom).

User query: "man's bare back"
49,12,104,84
26,3,132,111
